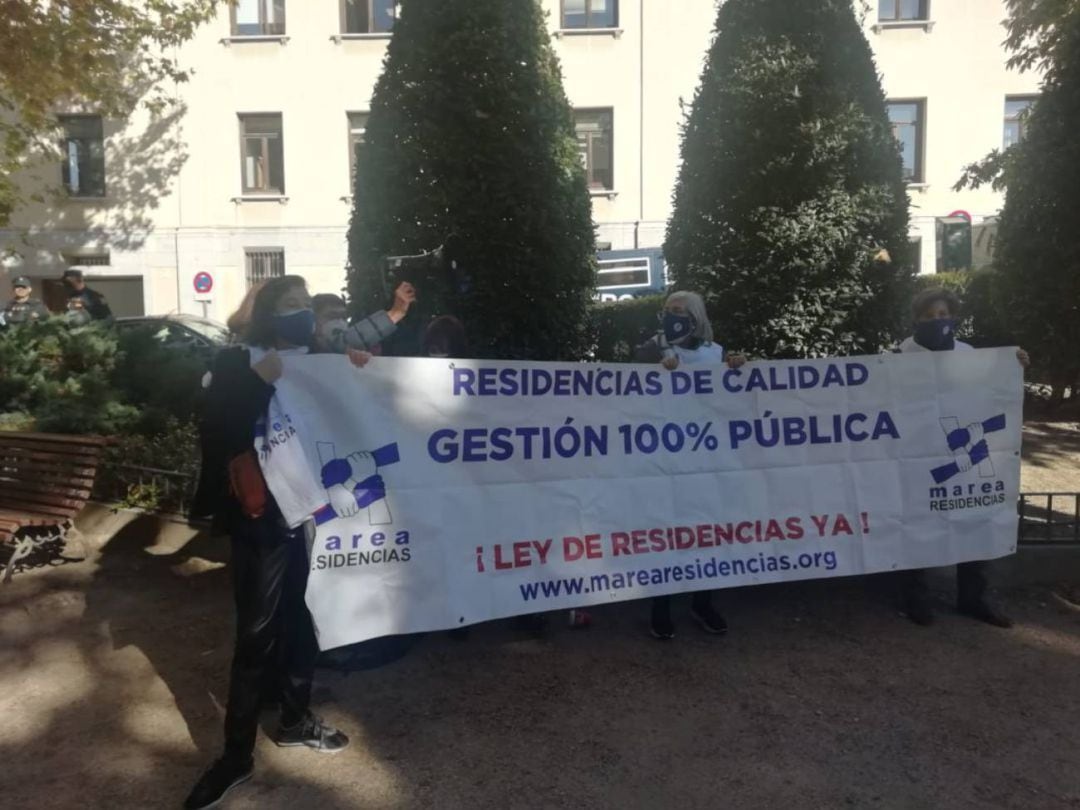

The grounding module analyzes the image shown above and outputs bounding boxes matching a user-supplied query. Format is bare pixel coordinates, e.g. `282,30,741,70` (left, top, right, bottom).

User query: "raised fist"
965,422,984,446
328,482,360,518
956,454,973,473
347,451,377,482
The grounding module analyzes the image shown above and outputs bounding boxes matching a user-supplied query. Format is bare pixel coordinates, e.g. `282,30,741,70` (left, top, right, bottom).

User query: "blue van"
594,248,667,302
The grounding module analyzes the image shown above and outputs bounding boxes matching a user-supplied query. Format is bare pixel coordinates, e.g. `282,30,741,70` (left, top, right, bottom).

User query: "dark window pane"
589,0,616,27
344,0,369,32
563,0,586,28
60,116,105,197
887,102,922,182
373,0,396,32
269,135,285,193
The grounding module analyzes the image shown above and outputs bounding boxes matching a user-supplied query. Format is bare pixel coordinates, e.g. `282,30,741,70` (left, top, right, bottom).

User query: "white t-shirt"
897,336,973,353
673,342,725,365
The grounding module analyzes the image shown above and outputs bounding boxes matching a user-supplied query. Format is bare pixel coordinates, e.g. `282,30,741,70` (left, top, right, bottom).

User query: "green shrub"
347,0,596,361
590,295,665,363
665,0,913,359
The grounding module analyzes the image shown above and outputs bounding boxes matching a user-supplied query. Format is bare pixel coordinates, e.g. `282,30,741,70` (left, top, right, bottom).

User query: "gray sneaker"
275,713,350,754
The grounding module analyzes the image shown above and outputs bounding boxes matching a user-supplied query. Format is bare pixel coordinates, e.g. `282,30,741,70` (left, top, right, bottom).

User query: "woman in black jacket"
185,276,350,810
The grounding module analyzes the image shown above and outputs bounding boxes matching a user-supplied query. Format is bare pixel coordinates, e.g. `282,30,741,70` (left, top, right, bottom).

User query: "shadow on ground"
2,517,1080,809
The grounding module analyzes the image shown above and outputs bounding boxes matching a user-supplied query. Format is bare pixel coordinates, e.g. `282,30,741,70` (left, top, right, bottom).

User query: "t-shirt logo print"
315,441,401,525
930,414,1006,484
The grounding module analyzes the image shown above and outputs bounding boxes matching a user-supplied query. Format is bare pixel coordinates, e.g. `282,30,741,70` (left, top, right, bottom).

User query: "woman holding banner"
894,287,1029,629
186,276,356,810
636,291,746,640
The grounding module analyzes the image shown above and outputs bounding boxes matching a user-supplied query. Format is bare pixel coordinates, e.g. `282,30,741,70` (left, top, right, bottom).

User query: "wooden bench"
0,431,110,583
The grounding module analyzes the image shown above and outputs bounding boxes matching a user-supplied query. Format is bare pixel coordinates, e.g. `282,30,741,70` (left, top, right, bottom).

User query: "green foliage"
347,0,596,360
0,0,220,226
96,418,201,512
954,2,1080,400
0,319,206,435
665,0,912,360
590,295,665,363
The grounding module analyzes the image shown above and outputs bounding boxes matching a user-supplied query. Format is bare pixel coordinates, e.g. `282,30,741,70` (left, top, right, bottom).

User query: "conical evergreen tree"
665,0,912,359
347,0,595,360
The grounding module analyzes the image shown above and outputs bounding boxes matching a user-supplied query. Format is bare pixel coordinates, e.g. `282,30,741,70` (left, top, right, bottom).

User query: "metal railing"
1018,492,1080,546
94,462,196,516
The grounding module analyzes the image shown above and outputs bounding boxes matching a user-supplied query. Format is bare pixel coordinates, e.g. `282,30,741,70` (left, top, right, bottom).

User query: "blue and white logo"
930,414,1006,484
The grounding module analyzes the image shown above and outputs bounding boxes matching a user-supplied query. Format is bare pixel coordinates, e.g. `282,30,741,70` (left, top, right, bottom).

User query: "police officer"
3,276,50,325
62,268,112,320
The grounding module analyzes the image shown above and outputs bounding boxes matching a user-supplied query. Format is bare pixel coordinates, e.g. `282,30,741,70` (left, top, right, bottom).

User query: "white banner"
258,349,1022,650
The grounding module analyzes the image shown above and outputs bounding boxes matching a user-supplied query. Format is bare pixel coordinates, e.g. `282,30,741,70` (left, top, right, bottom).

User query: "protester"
635,291,746,640
186,275,363,810
895,287,1030,628
2,276,50,325
315,281,416,353
421,314,468,358
61,268,111,320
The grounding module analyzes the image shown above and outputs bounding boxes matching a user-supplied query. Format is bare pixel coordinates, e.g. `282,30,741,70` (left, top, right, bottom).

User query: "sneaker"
958,600,1013,628
690,604,728,635
904,597,935,627
184,756,254,810
275,713,350,754
650,604,675,640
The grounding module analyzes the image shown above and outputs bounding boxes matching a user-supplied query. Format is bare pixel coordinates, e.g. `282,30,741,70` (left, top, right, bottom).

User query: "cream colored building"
0,0,1040,318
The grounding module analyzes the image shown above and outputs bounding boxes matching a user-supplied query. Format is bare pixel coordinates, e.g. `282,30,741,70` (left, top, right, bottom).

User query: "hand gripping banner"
257,349,1023,650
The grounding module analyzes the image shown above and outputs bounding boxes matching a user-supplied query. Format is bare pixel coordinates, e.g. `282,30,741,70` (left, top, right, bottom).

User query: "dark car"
114,314,230,360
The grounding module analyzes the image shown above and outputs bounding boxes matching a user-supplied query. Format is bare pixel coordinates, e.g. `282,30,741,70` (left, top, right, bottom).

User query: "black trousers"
223,514,317,759
652,591,714,616
900,560,989,607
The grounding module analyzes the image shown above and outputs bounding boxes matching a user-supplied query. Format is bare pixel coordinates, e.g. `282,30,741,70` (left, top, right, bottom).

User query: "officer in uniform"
62,268,112,321
3,276,50,325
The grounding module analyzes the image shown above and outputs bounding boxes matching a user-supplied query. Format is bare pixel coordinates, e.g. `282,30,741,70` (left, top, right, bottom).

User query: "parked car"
113,314,230,360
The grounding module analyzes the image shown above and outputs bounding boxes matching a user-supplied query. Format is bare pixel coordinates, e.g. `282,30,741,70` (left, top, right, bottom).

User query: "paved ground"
2,508,1080,810
1,421,1078,809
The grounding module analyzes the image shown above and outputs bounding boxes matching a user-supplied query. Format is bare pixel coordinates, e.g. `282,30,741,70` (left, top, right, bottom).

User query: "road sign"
193,271,214,294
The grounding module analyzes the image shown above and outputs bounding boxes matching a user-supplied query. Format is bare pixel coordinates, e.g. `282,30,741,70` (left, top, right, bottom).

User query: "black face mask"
914,318,957,351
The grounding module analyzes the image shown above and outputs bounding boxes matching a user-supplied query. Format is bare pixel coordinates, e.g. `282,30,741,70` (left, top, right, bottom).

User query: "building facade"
0,0,1040,319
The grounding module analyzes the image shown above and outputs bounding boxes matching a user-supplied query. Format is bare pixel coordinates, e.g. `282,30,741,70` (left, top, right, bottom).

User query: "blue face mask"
913,318,956,352
662,312,695,345
273,308,316,346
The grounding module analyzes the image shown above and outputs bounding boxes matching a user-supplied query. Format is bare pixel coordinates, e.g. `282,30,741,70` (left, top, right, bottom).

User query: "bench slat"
0,445,106,465
0,432,110,448
0,480,93,500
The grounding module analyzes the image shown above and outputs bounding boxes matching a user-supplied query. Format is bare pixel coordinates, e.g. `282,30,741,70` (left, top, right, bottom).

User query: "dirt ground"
1,422,1079,809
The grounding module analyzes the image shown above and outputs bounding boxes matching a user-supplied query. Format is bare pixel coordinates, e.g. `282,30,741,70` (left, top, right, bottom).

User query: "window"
347,112,369,182
887,101,925,183
63,251,110,266
574,109,614,191
562,0,617,29
60,115,106,197
1004,96,1037,149
878,0,928,22
239,114,285,194
245,248,285,287
597,258,650,290
910,238,922,275
342,0,397,34
231,0,286,36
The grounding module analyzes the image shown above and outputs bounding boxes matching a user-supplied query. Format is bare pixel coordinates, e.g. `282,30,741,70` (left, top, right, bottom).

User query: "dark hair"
312,293,346,317
911,287,961,321
227,279,268,337
243,274,308,348
423,315,468,358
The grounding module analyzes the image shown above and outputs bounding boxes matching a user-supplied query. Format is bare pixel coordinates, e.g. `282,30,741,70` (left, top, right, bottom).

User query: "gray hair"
665,290,714,343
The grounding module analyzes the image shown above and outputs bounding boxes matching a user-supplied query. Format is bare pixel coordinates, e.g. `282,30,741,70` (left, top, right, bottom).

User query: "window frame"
244,247,286,288
59,114,106,198
238,113,285,196
574,108,615,192
877,0,929,22
230,0,286,37
347,111,369,185
886,99,926,185
1003,95,1038,149
560,0,619,30
340,0,398,34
